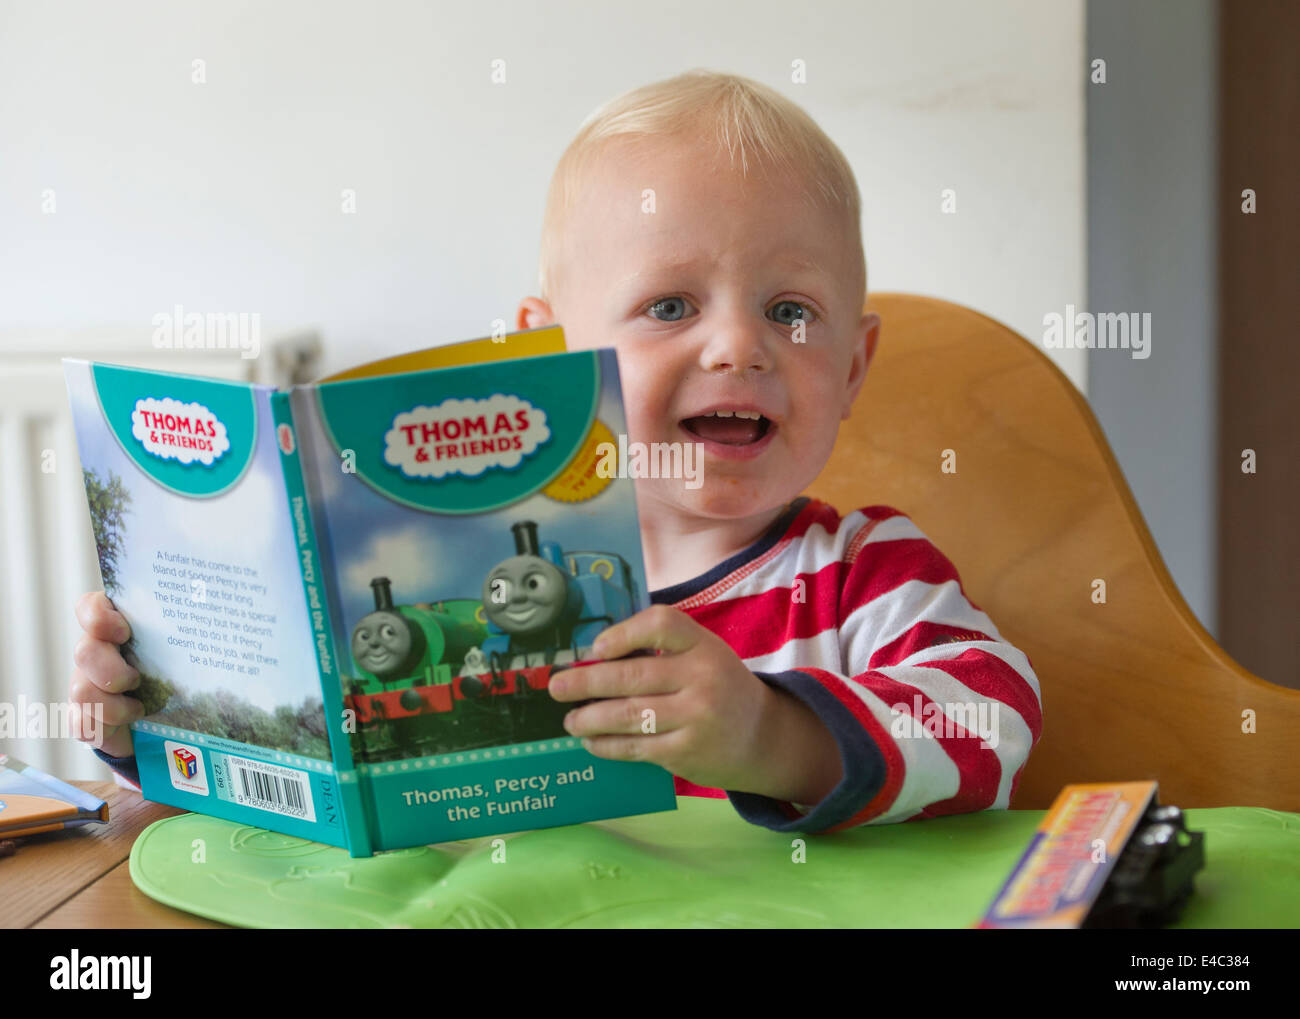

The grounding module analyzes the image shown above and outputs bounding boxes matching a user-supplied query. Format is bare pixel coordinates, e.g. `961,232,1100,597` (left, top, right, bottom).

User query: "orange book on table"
0,753,109,839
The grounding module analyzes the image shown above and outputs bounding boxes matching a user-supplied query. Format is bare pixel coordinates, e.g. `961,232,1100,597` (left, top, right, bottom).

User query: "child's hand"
69,591,143,758
550,605,791,795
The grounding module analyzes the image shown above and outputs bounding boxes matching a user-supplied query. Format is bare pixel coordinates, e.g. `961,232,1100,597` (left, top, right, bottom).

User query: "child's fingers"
579,728,687,766
69,670,146,728
592,604,702,658
72,634,141,694
562,692,680,739
97,723,135,759
68,673,144,756
70,631,141,696
74,706,135,757
75,590,131,644
549,653,678,702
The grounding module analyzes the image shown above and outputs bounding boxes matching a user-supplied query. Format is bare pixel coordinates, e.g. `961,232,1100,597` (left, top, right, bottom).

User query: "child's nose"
699,310,772,374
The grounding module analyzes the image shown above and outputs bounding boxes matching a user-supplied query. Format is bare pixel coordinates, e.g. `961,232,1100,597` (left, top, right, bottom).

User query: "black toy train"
343,520,637,761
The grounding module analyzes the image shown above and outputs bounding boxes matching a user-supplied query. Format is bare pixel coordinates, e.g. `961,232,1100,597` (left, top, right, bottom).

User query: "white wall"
0,0,1086,384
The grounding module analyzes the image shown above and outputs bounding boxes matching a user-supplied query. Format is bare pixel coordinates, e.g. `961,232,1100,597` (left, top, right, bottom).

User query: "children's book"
63,326,676,857
0,753,109,839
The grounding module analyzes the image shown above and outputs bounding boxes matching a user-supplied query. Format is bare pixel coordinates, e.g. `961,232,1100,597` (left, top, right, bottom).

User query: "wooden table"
1,781,230,929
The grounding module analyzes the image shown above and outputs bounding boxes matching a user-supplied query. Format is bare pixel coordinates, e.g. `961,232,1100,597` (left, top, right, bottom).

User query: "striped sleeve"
712,505,1043,833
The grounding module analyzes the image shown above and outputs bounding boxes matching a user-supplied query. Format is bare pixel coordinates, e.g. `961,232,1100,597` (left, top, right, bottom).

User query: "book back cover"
63,360,348,847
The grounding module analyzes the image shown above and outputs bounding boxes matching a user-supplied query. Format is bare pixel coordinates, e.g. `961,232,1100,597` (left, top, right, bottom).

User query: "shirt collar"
649,497,812,605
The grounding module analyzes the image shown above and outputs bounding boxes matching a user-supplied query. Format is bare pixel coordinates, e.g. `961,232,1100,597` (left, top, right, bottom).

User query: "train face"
348,576,488,696
482,555,574,636
351,610,423,681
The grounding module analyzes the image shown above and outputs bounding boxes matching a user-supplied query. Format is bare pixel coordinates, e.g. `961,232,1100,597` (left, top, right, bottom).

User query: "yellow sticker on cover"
543,419,616,503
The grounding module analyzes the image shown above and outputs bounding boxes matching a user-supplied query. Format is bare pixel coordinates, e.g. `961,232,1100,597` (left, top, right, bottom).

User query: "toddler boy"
72,70,1041,832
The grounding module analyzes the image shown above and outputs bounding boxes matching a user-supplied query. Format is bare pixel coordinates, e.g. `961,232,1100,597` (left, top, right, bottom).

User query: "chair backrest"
805,293,1300,810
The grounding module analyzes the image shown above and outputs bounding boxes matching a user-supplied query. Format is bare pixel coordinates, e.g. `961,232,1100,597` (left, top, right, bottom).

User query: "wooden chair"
805,293,1300,811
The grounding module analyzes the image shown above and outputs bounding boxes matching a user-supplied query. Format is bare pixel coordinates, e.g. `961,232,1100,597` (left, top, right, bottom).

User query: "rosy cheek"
619,387,657,431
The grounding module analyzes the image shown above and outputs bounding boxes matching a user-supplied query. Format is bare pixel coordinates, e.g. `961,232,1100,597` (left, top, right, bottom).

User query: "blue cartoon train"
343,521,638,761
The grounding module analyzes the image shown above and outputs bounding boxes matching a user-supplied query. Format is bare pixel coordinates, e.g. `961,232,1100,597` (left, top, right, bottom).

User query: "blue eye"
647,297,692,322
769,300,814,326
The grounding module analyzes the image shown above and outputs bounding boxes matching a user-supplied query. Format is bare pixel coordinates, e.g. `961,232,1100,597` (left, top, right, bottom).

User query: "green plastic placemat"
128,798,1300,928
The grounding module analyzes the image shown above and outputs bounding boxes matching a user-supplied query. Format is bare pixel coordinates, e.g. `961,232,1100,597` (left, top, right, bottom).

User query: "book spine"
270,392,375,857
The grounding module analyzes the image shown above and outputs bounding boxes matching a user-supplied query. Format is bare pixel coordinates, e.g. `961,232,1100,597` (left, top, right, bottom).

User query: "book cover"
287,344,674,850
62,327,676,857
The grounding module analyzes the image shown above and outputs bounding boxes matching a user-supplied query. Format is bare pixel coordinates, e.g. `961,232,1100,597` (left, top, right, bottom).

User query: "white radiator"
0,330,317,781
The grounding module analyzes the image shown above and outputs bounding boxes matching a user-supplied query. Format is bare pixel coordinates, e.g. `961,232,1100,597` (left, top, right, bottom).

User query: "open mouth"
680,410,773,446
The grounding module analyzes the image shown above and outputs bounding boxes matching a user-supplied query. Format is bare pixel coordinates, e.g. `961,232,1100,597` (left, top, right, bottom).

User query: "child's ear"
516,297,556,331
842,311,881,420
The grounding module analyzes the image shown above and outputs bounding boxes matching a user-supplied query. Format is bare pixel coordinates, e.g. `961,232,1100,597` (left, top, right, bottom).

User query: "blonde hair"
538,70,866,305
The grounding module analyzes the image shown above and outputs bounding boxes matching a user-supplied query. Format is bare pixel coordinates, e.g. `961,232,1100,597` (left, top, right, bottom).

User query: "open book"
63,326,676,857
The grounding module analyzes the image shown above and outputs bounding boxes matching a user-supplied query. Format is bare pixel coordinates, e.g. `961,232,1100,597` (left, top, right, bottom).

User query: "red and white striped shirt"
651,497,1043,833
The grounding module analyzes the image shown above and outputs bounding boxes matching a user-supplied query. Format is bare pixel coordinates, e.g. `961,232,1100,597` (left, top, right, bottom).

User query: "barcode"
227,756,317,823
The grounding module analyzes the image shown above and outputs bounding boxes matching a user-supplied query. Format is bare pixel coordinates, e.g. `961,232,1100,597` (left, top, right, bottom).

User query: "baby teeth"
704,410,762,419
